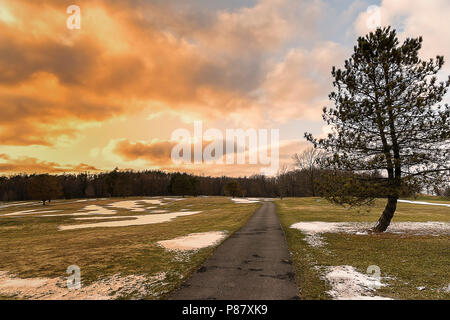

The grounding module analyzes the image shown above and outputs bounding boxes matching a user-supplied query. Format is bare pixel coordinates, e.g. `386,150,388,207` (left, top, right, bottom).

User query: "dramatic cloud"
2,0,449,176
110,137,307,177
0,154,99,174
113,139,177,166
262,41,348,122
355,0,450,65
0,0,328,147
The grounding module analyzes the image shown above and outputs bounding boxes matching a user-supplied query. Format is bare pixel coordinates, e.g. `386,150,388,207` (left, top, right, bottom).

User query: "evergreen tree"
305,27,450,232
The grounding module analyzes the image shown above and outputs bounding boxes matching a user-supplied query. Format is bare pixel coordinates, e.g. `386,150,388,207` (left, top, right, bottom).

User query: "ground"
0,196,448,300
0,196,259,299
275,197,450,300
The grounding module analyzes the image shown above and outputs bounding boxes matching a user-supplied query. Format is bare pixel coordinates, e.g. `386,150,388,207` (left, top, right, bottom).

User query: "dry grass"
0,196,260,299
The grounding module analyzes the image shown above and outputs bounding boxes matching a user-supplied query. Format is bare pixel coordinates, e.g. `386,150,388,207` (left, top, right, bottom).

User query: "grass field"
1,196,448,300
275,197,450,300
0,196,260,299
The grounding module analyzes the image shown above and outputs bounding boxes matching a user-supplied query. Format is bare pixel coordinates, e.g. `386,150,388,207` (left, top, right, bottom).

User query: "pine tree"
305,27,450,232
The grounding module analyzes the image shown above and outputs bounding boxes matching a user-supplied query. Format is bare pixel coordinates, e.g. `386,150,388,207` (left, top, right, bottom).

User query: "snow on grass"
163,198,185,201
140,199,164,205
157,231,227,251
0,202,39,209
398,199,450,207
2,209,63,217
0,270,166,300
40,205,117,217
58,211,202,231
231,198,260,204
3,209,39,216
73,216,134,221
291,221,450,247
107,200,147,212
107,200,165,211
322,265,392,300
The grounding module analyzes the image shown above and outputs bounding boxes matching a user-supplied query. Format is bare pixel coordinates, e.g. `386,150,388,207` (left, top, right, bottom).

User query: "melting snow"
149,210,169,213
107,200,147,212
58,211,202,231
0,270,165,300
231,198,260,204
158,231,227,251
291,221,450,247
398,200,450,207
41,205,117,217
323,265,392,300
2,210,63,217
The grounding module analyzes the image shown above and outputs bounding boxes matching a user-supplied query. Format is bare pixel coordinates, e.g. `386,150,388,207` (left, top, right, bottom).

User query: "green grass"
0,196,260,299
275,197,450,300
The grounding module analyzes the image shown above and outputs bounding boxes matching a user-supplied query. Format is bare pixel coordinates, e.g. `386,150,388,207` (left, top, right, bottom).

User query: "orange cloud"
0,154,99,174
0,0,328,147
113,140,177,166
111,137,307,177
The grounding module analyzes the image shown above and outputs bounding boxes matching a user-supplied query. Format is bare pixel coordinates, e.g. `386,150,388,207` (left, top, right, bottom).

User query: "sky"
0,0,449,177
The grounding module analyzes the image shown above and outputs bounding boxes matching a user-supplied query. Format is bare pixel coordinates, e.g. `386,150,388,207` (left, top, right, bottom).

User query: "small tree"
28,174,63,205
224,181,242,198
305,27,450,232
277,164,290,199
292,147,326,196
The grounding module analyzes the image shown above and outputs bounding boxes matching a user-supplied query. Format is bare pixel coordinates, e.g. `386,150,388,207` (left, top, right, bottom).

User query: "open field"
1,196,448,300
0,197,260,299
276,197,450,300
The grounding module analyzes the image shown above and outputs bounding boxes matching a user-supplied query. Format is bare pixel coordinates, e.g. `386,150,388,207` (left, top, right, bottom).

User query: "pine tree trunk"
372,196,398,232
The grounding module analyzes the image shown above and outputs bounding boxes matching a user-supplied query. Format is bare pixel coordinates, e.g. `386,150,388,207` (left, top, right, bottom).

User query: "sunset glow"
1,0,450,176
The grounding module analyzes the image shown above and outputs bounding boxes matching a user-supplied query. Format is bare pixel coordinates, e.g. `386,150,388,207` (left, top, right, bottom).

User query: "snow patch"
231,198,260,204
58,211,202,231
158,231,227,251
163,198,185,201
0,270,165,300
323,265,392,300
140,199,163,205
41,205,117,217
290,221,450,247
150,210,169,214
398,199,450,207
3,210,63,217
107,200,147,212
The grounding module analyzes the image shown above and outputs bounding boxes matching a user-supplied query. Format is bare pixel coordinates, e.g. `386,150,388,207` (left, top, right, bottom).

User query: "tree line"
0,165,328,204
2,146,440,205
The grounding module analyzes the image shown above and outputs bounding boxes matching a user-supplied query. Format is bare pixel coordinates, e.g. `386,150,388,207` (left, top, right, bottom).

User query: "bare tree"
276,164,290,200
292,147,326,196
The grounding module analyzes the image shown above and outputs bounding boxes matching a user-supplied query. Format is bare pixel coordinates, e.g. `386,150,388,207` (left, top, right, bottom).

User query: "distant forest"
0,168,323,202
1,166,448,204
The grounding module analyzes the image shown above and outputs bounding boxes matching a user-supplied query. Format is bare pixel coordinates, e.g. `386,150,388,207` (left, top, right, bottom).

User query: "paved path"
169,202,299,300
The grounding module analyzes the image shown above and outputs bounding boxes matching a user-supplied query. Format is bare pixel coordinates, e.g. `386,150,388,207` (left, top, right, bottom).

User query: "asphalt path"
169,201,299,300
